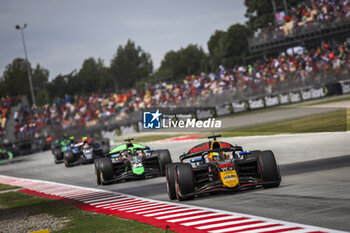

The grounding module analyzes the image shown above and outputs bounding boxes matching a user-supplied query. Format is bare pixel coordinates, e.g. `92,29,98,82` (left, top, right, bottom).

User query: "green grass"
220,109,348,137
0,183,20,191
0,190,173,233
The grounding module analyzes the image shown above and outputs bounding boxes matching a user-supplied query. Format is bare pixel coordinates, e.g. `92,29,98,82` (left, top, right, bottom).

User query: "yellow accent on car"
219,169,239,188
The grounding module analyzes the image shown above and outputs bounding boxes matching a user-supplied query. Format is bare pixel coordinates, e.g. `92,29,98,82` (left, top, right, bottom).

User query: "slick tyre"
157,149,172,173
101,145,109,156
165,162,181,200
257,150,281,188
54,148,63,163
246,150,261,160
100,158,114,185
64,151,74,167
94,159,102,185
175,163,195,201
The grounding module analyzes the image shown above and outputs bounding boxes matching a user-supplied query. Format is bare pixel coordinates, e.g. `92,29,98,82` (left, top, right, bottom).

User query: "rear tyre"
257,150,281,188
53,148,63,163
157,149,172,173
246,150,261,160
175,163,195,201
100,158,114,185
64,151,74,167
101,145,109,156
94,159,102,185
165,162,180,200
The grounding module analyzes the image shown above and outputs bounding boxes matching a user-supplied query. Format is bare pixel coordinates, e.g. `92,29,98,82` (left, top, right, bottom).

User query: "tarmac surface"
1,132,350,231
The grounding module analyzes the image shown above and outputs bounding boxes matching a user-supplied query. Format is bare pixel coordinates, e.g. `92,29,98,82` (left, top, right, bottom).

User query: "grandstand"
2,0,350,141
249,0,350,55
7,38,350,138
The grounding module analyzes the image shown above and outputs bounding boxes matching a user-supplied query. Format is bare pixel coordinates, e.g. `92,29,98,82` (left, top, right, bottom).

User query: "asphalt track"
0,132,350,232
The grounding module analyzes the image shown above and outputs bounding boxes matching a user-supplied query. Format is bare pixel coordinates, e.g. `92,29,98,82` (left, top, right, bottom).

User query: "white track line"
85,195,121,204
167,213,223,223
183,216,244,226
208,222,284,233
157,210,208,219
126,204,170,213
197,219,263,230
136,206,181,215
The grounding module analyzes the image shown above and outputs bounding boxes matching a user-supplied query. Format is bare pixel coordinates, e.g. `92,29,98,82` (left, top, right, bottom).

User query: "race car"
51,136,71,164
95,138,172,185
0,146,13,164
63,137,108,167
165,135,281,201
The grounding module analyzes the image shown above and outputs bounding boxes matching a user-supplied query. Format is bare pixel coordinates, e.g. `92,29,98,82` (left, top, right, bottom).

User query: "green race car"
51,137,72,164
94,138,172,185
0,147,13,164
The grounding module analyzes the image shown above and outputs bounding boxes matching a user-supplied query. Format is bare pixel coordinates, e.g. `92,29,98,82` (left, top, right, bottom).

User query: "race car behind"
95,138,172,185
63,137,108,167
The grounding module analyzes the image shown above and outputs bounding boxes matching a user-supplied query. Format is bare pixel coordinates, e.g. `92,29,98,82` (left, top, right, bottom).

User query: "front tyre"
165,162,180,200
94,159,102,185
99,158,114,185
257,150,281,188
175,163,195,201
53,148,63,164
64,151,74,167
157,149,172,173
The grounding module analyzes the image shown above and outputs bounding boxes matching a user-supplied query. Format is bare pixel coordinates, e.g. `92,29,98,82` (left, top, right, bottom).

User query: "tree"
110,39,153,89
156,44,209,81
226,24,252,65
0,58,32,99
36,89,50,106
32,64,49,93
47,74,68,99
207,24,251,69
77,58,106,94
207,30,229,70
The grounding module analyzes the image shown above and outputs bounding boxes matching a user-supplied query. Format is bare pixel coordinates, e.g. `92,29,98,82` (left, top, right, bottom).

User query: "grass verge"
220,109,348,137
0,188,172,233
0,183,20,191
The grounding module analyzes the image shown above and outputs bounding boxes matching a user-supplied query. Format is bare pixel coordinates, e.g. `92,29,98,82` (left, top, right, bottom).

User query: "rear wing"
179,146,243,162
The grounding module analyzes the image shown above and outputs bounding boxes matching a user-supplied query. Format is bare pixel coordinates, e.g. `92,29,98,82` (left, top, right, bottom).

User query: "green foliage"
36,89,50,106
0,59,50,104
207,24,251,69
0,58,31,98
155,44,209,81
110,39,153,89
208,30,228,69
245,0,274,31
77,58,106,94
32,64,49,93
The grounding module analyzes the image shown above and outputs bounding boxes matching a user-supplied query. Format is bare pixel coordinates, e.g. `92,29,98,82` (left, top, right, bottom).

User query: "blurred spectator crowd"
257,0,350,42
7,39,350,140
0,97,11,140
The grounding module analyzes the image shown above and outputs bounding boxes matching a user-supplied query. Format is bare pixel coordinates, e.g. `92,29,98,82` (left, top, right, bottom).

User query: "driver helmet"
127,142,133,148
210,151,227,162
69,136,75,144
